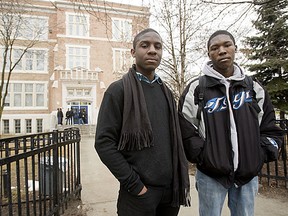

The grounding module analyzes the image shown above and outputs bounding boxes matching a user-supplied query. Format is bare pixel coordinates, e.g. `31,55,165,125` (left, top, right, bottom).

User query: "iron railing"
0,127,81,216
259,119,288,188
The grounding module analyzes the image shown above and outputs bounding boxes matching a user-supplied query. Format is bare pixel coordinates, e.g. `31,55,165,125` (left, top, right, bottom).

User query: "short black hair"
133,28,161,49
207,30,236,50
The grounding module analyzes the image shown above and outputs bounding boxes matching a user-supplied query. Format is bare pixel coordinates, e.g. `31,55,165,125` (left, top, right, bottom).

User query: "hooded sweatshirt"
203,62,245,171
178,61,283,188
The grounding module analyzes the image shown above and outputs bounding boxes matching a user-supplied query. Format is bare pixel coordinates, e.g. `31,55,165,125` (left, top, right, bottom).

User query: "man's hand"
138,186,147,196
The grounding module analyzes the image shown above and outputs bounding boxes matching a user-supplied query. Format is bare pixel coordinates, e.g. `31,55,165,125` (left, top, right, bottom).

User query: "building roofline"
54,0,150,17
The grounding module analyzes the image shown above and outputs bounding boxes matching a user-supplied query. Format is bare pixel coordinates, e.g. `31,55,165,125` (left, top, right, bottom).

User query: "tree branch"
201,0,281,6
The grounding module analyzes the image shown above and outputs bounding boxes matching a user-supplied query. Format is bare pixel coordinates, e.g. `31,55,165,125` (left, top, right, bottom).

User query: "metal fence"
0,121,287,215
0,128,81,216
259,119,288,188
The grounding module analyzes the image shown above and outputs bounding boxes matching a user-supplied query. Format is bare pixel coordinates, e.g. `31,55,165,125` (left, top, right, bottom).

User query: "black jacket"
95,79,174,195
178,75,283,188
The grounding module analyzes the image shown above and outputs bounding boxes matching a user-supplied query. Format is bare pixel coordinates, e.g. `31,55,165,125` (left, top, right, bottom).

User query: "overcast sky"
106,0,257,71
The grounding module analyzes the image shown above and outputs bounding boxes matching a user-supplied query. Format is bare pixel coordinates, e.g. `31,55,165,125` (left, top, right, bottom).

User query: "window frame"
66,12,89,38
25,119,32,133
36,119,43,133
66,45,90,70
112,48,134,73
111,17,132,42
3,119,9,134
4,82,47,109
0,47,48,73
15,15,49,41
14,119,21,134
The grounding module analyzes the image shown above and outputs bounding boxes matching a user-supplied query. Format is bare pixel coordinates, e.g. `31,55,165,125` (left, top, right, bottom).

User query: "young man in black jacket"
178,30,283,216
95,28,190,216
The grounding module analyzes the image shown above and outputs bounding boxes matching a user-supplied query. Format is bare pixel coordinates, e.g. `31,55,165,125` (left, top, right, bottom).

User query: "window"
68,89,74,96
26,119,32,133
71,101,80,106
3,120,9,134
113,49,133,72
0,48,47,73
25,84,33,106
4,93,10,106
8,82,46,108
84,89,90,96
15,16,48,40
67,46,89,69
14,49,22,70
23,49,47,72
36,84,44,106
25,51,33,70
37,119,43,133
15,119,21,133
112,18,132,42
2,49,22,71
0,15,48,40
1,83,10,106
67,88,91,97
36,50,45,71
0,48,48,73
14,83,22,107
67,13,89,37
76,89,83,96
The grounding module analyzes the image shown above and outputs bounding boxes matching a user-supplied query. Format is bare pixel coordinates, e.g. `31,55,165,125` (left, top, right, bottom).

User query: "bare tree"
69,0,149,44
70,0,257,100
0,0,48,120
67,0,150,81
151,0,255,100
151,0,201,100
201,0,284,6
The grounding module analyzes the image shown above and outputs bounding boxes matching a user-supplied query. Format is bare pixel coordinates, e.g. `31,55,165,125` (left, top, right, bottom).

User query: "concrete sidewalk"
80,135,287,216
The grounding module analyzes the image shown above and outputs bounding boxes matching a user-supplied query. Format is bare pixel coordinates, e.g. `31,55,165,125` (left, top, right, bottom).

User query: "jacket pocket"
183,137,204,163
260,137,279,163
198,139,232,176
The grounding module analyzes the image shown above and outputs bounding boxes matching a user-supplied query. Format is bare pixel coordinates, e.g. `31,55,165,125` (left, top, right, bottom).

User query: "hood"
203,61,245,83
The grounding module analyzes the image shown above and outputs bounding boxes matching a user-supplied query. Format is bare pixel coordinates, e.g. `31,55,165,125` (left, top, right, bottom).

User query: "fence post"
76,129,82,199
52,130,60,216
2,169,8,198
280,120,287,188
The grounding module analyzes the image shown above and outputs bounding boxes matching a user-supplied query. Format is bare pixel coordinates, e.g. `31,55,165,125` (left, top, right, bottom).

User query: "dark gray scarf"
118,65,191,207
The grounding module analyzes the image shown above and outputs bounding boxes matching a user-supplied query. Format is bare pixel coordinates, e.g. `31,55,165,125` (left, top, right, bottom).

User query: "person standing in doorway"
71,108,76,125
65,108,72,125
178,30,283,216
95,28,190,216
79,108,85,125
57,108,64,125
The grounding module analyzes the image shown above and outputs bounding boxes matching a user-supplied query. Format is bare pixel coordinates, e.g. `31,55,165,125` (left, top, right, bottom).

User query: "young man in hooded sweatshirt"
95,28,190,216
178,30,283,216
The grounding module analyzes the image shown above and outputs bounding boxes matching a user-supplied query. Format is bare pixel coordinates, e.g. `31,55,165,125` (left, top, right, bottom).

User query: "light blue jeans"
196,169,258,216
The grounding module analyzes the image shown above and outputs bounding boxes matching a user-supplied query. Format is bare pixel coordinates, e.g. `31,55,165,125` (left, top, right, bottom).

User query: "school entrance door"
69,101,90,124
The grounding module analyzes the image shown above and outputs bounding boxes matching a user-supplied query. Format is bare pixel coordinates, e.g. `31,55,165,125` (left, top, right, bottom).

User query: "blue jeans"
196,169,258,216
79,118,84,124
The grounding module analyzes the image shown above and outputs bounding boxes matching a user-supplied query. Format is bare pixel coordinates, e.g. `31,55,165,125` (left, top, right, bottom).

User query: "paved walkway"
80,135,288,216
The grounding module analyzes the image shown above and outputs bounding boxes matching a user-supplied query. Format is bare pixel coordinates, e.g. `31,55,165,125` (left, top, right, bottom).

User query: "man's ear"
131,48,135,57
235,45,238,52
